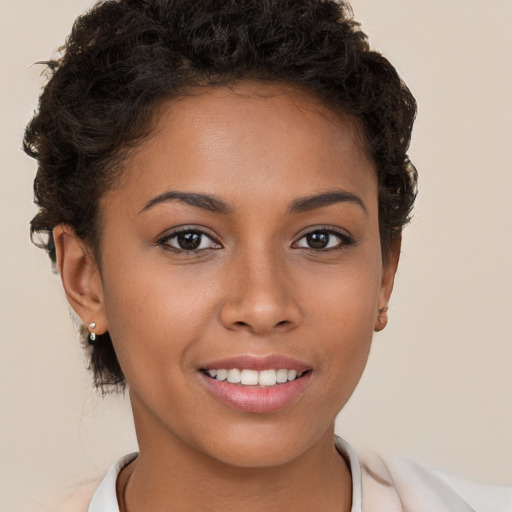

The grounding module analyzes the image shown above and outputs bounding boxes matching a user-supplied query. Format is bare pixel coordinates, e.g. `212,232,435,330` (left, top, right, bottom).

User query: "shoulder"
359,451,512,512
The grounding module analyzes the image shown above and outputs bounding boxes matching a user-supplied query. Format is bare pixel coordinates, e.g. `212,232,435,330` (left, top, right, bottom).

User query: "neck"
118,395,352,512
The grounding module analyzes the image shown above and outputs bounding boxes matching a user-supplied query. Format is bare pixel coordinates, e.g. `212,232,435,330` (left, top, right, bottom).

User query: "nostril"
231,319,290,332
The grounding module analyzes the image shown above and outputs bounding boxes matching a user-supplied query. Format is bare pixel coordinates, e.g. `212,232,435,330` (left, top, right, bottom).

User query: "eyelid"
156,225,222,250
292,226,354,250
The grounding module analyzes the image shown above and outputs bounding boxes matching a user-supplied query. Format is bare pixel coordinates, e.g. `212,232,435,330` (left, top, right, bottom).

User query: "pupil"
307,232,329,249
178,232,201,250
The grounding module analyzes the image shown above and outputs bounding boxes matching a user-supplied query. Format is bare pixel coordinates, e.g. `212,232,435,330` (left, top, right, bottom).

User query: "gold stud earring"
377,306,389,329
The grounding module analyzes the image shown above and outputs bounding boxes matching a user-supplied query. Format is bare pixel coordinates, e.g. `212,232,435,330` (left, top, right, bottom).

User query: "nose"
219,248,303,336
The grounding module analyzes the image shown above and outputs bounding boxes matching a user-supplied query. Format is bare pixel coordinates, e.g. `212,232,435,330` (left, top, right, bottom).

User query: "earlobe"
375,305,389,331
374,236,401,332
53,225,107,334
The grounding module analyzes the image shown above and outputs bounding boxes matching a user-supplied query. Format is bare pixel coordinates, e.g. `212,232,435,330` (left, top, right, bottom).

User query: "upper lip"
199,354,312,373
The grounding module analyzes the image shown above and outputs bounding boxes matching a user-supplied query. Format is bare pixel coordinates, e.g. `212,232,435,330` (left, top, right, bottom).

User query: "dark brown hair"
24,0,418,392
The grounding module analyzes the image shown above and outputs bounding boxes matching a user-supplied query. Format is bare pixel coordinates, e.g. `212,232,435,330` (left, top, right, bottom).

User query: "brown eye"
177,232,202,250
306,232,330,249
293,229,352,251
162,229,221,252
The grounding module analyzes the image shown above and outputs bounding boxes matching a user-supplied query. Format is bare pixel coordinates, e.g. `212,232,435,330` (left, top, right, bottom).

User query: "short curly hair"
24,0,418,392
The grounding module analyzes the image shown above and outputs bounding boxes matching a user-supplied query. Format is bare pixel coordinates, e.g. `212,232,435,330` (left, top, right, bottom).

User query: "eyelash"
156,227,221,254
156,226,355,254
292,227,355,252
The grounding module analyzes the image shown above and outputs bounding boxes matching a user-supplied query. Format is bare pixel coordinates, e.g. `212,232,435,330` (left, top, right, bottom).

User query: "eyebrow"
288,190,367,215
139,191,232,215
139,188,367,216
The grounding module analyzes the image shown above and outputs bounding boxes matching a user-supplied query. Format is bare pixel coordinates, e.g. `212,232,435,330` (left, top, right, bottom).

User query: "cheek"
100,259,220,383
304,246,381,325
304,253,381,391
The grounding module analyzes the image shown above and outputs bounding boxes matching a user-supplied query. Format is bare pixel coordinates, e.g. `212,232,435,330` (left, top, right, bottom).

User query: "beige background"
1,0,511,510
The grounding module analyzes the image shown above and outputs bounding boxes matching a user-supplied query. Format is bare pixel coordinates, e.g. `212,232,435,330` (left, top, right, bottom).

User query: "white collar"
335,435,363,512
88,436,362,512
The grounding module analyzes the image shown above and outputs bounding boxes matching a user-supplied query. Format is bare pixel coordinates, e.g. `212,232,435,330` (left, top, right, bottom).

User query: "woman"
22,0,510,511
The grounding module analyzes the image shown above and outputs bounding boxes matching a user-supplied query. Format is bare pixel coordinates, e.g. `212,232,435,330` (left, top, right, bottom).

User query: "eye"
159,228,221,252
293,229,353,251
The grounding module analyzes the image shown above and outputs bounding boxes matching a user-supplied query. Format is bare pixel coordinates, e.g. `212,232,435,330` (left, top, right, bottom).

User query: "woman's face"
90,83,396,467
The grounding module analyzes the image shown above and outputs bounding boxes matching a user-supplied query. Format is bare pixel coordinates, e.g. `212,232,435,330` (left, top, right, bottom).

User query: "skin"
54,82,399,512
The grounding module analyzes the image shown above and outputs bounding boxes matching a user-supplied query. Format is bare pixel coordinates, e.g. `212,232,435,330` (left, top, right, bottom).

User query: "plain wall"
1,0,511,510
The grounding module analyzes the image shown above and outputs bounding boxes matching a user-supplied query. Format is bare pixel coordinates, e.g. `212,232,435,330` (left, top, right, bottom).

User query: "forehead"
110,82,377,212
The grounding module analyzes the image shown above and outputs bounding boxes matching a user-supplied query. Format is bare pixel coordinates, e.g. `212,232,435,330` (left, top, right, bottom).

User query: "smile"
198,355,313,413
202,368,308,386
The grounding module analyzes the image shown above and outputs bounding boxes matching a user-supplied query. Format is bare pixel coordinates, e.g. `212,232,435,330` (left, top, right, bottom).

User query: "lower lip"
199,372,312,413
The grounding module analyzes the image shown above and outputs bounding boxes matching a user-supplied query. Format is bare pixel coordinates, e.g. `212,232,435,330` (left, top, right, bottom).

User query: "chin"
194,421,328,469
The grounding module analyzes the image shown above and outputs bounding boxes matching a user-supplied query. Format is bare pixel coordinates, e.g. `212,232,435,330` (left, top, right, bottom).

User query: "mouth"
198,355,313,413
200,367,311,386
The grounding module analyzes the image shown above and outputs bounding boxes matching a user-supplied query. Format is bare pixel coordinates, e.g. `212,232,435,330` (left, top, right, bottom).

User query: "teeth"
227,368,241,383
258,369,277,386
287,369,297,381
240,369,259,385
276,369,288,383
206,368,305,386
216,369,228,381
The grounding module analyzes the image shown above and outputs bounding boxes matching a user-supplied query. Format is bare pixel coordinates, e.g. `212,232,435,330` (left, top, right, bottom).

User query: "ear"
53,225,108,335
374,236,401,332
